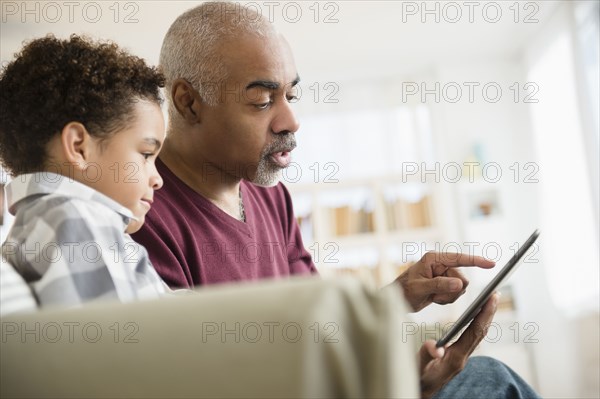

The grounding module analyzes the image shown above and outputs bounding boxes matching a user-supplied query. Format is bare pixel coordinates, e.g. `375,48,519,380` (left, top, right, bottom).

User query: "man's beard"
251,134,296,187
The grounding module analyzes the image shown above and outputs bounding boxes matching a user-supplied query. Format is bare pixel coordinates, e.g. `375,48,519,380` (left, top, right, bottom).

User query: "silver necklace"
239,188,246,222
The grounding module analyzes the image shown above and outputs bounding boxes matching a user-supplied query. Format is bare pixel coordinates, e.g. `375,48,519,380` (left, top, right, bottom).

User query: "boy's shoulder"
8,192,127,248
30,193,123,226
4,186,136,271
7,173,131,233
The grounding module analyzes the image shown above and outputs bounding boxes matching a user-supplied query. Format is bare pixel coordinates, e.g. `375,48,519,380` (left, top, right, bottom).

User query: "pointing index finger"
429,253,496,269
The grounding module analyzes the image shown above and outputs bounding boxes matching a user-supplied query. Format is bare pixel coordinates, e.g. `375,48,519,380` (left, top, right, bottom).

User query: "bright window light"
528,32,599,315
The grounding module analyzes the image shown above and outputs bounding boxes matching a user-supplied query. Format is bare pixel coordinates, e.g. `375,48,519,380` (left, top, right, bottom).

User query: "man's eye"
255,102,271,110
287,94,299,103
142,153,154,160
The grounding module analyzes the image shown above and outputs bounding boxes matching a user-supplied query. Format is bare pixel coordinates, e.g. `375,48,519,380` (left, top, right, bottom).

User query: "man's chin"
248,169,282,187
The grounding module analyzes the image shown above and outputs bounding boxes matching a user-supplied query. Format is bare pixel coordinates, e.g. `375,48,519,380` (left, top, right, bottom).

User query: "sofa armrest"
1,277,418,398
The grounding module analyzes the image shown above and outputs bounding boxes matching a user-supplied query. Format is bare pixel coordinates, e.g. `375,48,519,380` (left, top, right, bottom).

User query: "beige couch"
0,276,419,398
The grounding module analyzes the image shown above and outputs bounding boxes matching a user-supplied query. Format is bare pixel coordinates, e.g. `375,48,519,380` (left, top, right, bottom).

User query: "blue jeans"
433,356,541,399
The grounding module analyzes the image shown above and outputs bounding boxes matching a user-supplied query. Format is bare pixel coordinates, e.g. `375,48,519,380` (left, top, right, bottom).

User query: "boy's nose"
150,168,163,190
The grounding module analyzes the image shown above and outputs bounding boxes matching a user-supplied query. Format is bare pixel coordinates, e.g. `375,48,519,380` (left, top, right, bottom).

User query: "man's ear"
60,122,93,169
171,79,204,124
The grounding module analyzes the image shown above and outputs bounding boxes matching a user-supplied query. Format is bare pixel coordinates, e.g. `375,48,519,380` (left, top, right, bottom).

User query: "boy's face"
85,100,165,234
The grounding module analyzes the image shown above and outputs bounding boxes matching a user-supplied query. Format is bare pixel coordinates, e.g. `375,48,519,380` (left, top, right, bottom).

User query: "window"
527,16,599,314
294,105,434,183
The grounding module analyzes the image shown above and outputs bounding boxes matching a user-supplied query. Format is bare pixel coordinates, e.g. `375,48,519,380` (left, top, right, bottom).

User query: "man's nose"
272,98,300,135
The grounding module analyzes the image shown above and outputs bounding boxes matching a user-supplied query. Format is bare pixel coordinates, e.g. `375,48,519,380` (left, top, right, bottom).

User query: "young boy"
0,35,168,308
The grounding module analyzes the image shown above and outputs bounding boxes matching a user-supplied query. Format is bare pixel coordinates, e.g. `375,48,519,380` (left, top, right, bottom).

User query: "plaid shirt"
1,173,167,308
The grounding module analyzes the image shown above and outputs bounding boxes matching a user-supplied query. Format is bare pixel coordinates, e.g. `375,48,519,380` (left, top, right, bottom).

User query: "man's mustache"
264,134,297,155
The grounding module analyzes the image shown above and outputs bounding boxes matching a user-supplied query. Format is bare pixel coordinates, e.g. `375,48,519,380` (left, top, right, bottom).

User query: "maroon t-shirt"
132,158,317,288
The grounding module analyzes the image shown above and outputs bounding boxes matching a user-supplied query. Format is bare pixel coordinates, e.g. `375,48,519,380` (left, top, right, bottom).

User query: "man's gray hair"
160,1,271,117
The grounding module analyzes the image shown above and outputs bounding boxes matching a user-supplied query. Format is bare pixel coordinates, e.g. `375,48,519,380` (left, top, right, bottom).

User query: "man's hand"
395,252,495,312
418,293,499,399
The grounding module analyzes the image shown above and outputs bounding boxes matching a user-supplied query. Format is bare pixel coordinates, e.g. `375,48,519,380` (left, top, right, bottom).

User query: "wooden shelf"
289,175,444,287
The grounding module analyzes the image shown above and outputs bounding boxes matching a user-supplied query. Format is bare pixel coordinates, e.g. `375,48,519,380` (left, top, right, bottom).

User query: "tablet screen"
436,229,540,348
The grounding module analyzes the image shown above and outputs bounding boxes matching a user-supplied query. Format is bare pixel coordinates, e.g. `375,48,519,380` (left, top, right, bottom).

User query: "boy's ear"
60,122,93,168
172,79,203,124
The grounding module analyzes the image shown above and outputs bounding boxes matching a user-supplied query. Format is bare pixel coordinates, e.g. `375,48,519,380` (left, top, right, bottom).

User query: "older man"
132,3,540,398
132,3,316,286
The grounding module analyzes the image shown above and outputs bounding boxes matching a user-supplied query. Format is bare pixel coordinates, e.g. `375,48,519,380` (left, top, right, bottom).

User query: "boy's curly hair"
0,34,165,176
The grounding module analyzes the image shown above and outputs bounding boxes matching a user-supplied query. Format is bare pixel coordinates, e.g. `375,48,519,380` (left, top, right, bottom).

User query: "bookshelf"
288,174,444,287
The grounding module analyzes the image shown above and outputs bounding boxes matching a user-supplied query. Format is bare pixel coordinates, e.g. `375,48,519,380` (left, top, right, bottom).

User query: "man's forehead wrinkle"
228,64,298,90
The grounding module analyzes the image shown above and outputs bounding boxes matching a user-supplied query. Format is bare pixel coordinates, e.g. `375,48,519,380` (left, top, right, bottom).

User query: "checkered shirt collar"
5,172,134,225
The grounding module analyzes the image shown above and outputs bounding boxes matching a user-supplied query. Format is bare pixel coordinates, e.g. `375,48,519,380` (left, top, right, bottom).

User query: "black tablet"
436,229,540,348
